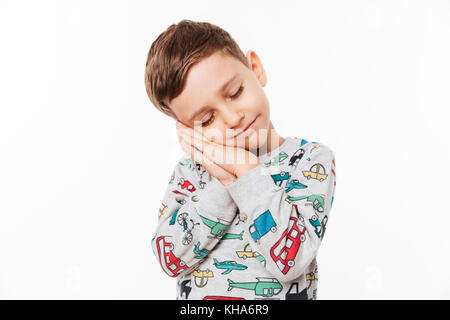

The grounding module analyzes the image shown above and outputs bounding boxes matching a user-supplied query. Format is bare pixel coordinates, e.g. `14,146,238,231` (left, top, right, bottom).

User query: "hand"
176,121,261,186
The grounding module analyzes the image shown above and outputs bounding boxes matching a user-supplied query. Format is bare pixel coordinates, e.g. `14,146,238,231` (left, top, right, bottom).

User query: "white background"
1,0,449,299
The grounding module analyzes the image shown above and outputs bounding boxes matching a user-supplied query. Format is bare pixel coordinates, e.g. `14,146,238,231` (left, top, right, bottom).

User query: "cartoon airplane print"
213,258,248,275
163,139,333,298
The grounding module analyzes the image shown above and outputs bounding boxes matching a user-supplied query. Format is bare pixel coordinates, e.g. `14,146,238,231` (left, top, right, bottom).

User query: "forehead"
170,52,246,120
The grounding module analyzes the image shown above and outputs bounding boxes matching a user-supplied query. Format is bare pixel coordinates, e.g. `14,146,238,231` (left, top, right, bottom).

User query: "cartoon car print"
235,244,266,266
169,208,180,225
156,236,188,277
249,210,277,242
264,152,288,167
158,203,168,221
199,215,243,240
309,214,322,238
321,215,328,238
178,177,196,193
288,148,305,167
271,171,290,186
179,158,191,166
303,163,328,182
306,271,317,289
270,217,306,274
227,277,283,298
193,269,214,288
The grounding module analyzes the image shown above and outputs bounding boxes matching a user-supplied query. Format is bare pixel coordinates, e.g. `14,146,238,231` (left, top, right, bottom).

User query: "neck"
251,121,286,157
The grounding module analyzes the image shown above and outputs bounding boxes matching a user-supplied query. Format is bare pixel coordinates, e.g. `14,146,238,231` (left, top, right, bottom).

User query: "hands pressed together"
176,121,260,186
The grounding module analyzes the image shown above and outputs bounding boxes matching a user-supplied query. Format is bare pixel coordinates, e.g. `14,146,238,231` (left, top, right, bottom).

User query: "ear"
246,50,267,87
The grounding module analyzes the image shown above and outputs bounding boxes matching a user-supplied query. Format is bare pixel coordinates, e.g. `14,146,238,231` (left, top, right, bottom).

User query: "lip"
235,117,257,137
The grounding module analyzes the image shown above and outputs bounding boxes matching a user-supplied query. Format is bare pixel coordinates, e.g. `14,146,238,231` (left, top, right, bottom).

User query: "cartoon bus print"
249,210,277,242
156,236,188,277
270,217,306,274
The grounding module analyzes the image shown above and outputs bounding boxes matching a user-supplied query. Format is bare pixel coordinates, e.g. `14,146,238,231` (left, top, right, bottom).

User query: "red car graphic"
270,217,306,274
178,178,196,193
156,236,188,277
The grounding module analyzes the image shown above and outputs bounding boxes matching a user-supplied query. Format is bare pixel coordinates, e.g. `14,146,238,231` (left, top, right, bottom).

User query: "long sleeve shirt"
151,136,336,300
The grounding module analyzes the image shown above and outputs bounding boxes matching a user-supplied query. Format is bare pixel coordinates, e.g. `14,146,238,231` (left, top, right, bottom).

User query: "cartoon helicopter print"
199,215,244,240
227,277,283,298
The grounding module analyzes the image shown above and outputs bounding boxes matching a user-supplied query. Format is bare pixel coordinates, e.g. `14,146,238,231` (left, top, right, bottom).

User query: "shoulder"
282,138,334,175
289,137,334,159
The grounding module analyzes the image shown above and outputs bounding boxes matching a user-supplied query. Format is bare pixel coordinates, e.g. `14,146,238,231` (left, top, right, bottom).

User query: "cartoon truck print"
270,217,306,274
249,210,277,242
156,236,188,278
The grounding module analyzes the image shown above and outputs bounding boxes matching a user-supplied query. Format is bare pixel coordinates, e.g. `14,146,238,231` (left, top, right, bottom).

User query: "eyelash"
201,85,244,127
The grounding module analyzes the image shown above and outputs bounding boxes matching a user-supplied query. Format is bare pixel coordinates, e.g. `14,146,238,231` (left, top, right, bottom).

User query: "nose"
222,108,245,129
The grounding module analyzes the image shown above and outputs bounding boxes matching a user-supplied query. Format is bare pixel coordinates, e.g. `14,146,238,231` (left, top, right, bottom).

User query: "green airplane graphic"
227,278,283,297
213,258,247,275
284,179,308,193
193,241,209,259
285,194,325,213
199,215,244,240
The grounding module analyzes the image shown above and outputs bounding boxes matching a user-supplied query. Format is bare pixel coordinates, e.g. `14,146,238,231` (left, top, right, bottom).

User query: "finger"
181,132,226,165
178,127,213,145
180,140,235,180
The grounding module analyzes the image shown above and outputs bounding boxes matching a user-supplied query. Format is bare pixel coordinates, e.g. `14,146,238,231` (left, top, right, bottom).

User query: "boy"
145,19,336,300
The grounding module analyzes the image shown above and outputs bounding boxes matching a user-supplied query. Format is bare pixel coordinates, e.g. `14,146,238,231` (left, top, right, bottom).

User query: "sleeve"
150,155,239,279
225,142,336,282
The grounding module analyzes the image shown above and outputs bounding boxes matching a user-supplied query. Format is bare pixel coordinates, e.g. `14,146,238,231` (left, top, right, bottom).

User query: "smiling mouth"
235,117,257,137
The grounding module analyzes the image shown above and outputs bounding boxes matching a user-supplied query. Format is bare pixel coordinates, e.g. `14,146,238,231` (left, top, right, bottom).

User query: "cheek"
203,129,223,143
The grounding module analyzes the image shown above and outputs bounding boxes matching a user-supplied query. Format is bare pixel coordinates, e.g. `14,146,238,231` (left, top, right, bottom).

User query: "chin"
242,130,268,152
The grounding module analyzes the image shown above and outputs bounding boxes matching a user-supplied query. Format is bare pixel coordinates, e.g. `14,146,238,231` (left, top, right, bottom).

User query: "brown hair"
144,19,249,120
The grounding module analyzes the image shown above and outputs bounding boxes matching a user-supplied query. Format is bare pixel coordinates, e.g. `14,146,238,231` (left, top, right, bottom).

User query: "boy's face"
169,50,272,152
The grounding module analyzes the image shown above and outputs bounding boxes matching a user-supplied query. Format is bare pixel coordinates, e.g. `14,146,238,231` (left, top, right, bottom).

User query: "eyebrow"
187,73,240,123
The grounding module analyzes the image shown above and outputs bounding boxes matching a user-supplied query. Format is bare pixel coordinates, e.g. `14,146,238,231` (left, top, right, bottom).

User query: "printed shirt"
151,136,337,300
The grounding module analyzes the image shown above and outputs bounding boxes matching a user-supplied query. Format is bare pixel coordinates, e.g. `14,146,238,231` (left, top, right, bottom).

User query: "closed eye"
231,85,244,99
201,85,244,127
